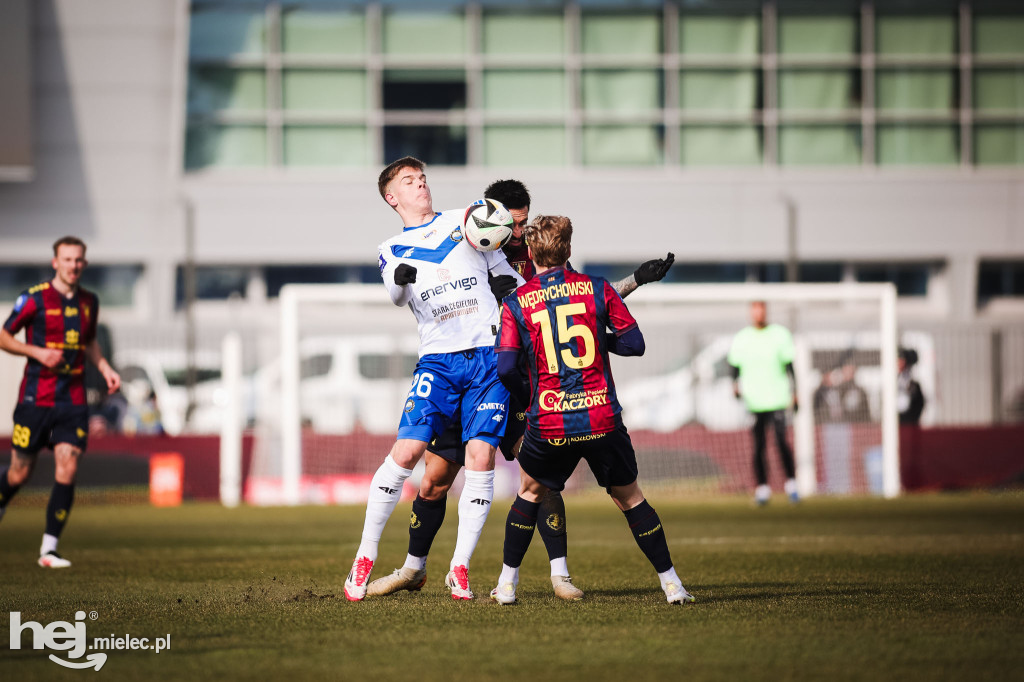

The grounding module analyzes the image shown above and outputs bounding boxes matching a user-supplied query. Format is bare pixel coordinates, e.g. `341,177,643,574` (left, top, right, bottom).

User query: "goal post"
241,280,901,506
623,282,900,499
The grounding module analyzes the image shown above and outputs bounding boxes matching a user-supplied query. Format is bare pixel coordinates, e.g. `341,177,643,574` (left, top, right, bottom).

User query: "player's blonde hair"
525,215,572,267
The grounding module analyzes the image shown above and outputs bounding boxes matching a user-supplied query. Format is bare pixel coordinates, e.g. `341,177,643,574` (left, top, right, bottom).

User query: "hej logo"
9,610,173,671
9,610,106,670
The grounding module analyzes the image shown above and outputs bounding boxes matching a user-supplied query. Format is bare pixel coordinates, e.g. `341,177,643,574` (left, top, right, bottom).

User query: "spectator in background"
814,358,870,494
728,301,799,506
898,348,926,426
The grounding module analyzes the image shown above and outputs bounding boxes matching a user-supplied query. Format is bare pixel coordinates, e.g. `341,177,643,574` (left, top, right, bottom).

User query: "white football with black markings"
462,198,514,252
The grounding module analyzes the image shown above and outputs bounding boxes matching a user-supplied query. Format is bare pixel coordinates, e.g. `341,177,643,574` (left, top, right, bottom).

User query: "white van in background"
250,335,420,434
619,331,936,432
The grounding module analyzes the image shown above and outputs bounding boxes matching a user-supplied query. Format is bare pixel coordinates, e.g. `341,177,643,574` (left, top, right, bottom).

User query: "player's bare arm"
612,252,675,298
0,329,63,368
85,338,120,394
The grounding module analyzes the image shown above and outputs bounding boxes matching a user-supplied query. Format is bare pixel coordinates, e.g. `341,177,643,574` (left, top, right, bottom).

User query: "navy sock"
536,490,568,561
408,494,447,559
623,500,673,573
45,482,74,538
0,467,22,509
502,496,540,569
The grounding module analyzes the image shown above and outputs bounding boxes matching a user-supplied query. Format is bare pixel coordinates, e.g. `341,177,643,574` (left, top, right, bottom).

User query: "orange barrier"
149,453,184,507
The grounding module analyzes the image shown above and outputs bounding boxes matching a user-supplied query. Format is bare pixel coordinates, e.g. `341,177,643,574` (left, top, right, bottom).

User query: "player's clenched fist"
394,263,417,285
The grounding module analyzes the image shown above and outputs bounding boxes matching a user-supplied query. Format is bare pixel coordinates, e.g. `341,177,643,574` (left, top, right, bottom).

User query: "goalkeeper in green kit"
727,301,799,506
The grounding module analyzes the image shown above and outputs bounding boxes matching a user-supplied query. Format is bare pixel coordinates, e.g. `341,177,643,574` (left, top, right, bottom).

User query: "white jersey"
378,209,524,357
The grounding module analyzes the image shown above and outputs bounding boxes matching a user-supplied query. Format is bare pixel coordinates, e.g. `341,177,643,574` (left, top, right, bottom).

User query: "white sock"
499,563,519,586
550,557,569,577
784,478,798,495
403,554,426,571
755,484,772,501
355,455,413,562
658,567,681,590
450,469,495,570
41,533,59,555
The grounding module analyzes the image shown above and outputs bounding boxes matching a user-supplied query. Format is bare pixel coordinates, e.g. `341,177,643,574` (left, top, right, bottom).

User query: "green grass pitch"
2,493,1023,681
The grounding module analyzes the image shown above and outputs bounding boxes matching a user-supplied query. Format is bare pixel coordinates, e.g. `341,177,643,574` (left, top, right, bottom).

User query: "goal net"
240,282,899,505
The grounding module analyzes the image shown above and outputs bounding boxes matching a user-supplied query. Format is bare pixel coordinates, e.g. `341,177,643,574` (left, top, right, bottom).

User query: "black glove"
634,252,675,285
394,263,417,286
488,273,518,302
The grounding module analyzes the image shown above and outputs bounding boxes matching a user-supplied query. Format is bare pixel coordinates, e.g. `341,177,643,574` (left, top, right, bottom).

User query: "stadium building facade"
1,0,1023,426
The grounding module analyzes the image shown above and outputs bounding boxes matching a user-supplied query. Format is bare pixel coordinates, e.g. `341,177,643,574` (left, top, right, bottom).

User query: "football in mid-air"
462,198,514,252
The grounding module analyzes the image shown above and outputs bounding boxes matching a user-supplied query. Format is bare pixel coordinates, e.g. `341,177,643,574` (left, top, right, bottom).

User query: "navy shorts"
11,403,90,455
427,393,527,466
516,423,639,493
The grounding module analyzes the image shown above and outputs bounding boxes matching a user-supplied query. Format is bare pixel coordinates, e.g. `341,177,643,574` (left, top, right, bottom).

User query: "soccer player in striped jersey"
344,157,525,602
490,215,694,605
0,237,121,568
368,180,674,602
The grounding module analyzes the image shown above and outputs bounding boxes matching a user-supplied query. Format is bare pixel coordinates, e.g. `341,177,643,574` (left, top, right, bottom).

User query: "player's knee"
6,460,33,486
391,439,425,469
419,478,451,501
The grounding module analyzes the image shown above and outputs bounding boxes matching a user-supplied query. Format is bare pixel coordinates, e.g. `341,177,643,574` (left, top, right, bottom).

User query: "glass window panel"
581,13,661,56
189,7,265,59
282,70,366,111
265,266,359,298
975,17,1024,56
799,262,843,283
484,70,566,112
974,69,1024,111
382,11,465,56
876,16,956,55
975,125,1024,165
384,70,465,110
185,125,267,169
672,263,748,284
175,266,248,307
483,126,566,166
188,68,265,113
582,126,662,165
778,70,856,111
778,16,857,56
679,15,760,56
855,264,930,297
680,125,761,165
679,70,758,112
79,265,143,307
482,12,564,56
877,70,955,110
582,70,661,113
283,126,369,167
877,125,958,165
384,125,466,165
978,261,1024,304
0,265,56,301
779,125,861,165
281,8,365,55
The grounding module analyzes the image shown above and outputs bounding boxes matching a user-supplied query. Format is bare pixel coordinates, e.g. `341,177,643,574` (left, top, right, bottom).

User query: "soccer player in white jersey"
344,157,524,601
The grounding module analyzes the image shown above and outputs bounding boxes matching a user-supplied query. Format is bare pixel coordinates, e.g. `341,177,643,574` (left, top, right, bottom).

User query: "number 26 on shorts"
408,372,434,398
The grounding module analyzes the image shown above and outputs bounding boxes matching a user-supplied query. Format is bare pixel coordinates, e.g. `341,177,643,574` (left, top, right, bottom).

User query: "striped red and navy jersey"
497,266,638,438
3,281,99,407
501,241,534,280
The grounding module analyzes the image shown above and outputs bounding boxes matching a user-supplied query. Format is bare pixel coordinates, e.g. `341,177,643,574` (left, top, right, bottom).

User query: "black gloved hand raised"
394,263,417,285
488,273,518,302
634,252,675,285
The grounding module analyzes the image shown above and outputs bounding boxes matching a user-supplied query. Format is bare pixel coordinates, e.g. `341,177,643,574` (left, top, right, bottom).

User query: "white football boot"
344,556,374,601
366,566,427,597
551,575,584,601
490,580,517,605
38,551,72,569
664,581,696,605
445,565,474,600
